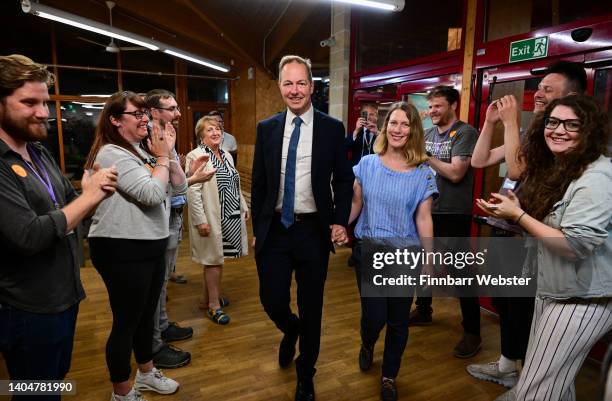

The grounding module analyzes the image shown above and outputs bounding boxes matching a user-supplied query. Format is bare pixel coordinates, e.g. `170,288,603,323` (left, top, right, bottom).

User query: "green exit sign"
509,36,548,63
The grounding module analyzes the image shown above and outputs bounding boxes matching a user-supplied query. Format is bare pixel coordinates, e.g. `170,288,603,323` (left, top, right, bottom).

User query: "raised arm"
472,100,505,168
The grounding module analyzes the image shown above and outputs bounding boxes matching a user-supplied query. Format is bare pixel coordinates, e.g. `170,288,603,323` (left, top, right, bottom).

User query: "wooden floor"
1,236,602,401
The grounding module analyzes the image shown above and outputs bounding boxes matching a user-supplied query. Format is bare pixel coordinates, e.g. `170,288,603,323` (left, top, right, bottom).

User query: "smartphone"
361,111,368,120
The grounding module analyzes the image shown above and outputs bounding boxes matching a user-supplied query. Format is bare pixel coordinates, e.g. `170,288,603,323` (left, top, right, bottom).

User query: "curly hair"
519,95,609,220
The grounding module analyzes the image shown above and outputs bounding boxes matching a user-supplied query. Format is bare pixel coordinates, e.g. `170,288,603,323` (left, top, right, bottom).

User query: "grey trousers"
152,209,183,353
516,296,612,401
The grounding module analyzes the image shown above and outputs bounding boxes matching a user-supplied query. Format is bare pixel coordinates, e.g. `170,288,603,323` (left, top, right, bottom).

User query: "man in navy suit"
346,102,379,167
251,55,353,401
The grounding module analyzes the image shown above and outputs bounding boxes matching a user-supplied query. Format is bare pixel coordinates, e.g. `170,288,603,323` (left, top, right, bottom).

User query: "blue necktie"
281,116,303,228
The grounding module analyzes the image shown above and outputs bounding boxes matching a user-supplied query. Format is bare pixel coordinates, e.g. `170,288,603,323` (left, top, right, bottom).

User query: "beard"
0,108,48,142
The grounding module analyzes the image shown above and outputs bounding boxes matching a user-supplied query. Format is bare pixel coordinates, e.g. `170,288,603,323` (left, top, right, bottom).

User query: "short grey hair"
278,55,313,84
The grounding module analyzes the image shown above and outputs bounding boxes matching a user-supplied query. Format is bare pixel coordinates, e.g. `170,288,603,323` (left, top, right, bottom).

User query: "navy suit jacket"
251,108,354,254
346,127,375,167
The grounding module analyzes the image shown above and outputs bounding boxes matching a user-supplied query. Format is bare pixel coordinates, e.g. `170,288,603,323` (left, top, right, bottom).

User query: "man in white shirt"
251,55,353,401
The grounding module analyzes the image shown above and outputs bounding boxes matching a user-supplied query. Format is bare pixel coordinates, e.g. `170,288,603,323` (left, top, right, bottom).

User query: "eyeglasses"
544,117,581,132
120,110,150,120
153,106,180,113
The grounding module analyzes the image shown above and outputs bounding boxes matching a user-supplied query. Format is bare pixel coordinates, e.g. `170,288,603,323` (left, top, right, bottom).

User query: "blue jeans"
0,303,79,400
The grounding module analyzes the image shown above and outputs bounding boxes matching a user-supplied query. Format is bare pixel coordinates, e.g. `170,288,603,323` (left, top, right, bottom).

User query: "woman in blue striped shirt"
349,102,438,401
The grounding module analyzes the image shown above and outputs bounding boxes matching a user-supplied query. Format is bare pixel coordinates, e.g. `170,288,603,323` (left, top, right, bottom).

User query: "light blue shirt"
354,155,438,243
531,155,612,299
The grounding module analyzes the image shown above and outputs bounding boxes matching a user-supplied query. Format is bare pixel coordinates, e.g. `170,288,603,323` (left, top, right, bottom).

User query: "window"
122,51,176,93
355,3,464,71
57,68,118,96
187,64,228,102
42,103,60,166
60,102,101,181
485,0,612,42
123,73,175,94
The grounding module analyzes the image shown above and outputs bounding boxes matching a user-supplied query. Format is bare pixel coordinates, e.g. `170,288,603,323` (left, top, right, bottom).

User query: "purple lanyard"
24,144,59,209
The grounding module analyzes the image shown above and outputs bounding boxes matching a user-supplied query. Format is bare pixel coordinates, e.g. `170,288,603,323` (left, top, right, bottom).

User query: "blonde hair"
0,54,54,100
374,102,429,167
195,115,220,142
278,55,313,83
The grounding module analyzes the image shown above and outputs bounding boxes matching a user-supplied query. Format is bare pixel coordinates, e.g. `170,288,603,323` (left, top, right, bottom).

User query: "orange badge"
11,164,27,178
449,130,457,138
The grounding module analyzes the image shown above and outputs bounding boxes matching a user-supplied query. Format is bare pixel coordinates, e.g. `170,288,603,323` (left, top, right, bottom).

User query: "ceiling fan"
77,1,148,53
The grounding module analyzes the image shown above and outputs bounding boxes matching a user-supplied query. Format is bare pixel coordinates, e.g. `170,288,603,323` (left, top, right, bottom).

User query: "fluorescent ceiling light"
21,1,230,73
313,77,323,81
81,94,112,97
71,101,105,106
163,49,229,73
22,2,158,50
332,0,404,12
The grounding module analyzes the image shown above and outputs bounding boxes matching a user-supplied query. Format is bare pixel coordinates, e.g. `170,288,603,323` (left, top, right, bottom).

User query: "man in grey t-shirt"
410,85,481,359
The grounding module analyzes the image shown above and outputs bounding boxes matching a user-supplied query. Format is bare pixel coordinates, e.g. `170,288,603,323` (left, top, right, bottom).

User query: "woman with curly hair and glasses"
85,91,186,401
477,95,612,401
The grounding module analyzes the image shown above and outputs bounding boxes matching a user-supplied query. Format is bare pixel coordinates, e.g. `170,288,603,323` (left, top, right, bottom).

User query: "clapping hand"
82,163,118,202
476,190,522,221
147,122,169,158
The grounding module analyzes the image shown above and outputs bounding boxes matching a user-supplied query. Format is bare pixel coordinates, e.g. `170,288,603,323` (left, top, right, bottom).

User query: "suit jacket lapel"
311,109,321,184
271,111,286,194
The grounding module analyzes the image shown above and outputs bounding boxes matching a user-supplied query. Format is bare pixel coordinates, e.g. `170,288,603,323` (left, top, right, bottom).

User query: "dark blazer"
251,108,354,254
346,127,375,167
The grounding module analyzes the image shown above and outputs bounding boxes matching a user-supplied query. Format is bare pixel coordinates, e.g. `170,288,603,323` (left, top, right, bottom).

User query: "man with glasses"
208,110,238,166
469,61,586,396
145,89,192,369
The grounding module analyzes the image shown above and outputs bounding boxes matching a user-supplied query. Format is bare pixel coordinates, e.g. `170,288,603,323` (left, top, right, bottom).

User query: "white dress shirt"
275,105,317,213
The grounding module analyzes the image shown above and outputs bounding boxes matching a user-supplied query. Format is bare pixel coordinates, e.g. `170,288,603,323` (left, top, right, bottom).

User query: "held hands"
476,190,522,221
197,223,211,237
147,121,170,158
82,163,118,202
330,224,348,246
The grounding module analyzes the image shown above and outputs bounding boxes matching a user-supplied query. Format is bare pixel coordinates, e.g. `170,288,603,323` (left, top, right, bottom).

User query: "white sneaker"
134,367,179,395
466,361,518,388
110,388,147,401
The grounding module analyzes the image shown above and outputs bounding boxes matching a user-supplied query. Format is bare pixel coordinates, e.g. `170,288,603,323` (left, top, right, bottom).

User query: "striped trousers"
516,296,612,401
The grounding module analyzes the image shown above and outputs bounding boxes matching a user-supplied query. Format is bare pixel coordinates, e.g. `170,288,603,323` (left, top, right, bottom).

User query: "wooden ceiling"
39,0,332,77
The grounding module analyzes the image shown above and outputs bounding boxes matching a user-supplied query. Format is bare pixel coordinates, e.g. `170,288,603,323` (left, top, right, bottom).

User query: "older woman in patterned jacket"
186,115,248,325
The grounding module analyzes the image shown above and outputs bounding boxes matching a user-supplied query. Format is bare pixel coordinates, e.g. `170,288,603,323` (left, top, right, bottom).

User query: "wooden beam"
459,0,477,121
265,2,319,67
